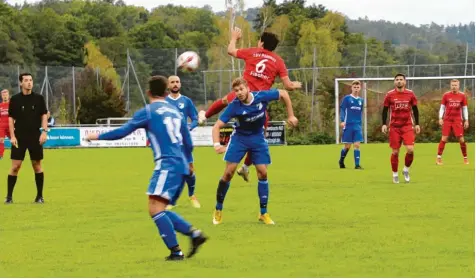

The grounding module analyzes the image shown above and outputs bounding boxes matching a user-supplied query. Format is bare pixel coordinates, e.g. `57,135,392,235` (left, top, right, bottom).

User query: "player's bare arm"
278,89,298,127
212,120,227,154
198,94,233,124
227,27,242,58
281,76,302,91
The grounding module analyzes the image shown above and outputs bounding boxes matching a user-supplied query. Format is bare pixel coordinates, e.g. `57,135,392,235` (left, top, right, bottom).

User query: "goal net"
334,75,475,144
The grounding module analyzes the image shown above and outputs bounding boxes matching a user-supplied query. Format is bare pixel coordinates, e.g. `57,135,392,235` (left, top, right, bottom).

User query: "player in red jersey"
198,27,301,182
381,73,421,184
436,79,470,165
0,89,10,159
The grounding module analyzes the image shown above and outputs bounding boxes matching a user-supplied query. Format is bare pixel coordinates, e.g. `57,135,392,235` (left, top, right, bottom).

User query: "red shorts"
0,126,10,139
389,125,415,149
442,122,464,137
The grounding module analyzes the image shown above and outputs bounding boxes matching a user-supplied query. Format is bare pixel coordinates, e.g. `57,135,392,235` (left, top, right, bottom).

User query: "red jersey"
0,102,9,126
236,47,288,91
441,91,468,122
383,89,418,128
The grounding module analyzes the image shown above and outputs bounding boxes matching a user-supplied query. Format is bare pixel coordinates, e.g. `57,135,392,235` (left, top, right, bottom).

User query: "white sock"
393,172,398,177
403,166,409,172
437,155,442,158
242,165,248,171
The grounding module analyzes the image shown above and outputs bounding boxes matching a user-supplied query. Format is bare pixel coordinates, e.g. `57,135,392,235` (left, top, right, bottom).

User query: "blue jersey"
166,94,198,131
98,100,193,175
340,94,363,125
219,89,280,136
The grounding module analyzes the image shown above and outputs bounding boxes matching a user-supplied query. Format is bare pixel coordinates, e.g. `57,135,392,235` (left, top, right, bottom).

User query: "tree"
83,41,122,90
75,67,126,124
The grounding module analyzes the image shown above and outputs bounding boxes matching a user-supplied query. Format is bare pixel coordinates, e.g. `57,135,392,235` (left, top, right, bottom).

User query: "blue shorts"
146,169,185,203
224,133,271,165
342,123,363,143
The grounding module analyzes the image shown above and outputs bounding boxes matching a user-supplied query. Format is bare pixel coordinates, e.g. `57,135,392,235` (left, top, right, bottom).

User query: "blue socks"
152,211,179,251
186,174,196,197
354,149,361,167
340,148,349,163
165,210,192,235
152,210,199,254
215,179,230,210
258,179,269,215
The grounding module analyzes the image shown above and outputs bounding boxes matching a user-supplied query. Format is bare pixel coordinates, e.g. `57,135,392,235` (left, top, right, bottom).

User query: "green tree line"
0,0,473,144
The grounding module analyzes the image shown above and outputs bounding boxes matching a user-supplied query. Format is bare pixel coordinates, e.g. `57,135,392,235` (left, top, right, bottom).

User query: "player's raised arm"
281,76,302,91
227,27,242,58
89,108,148,141
277,89,298,127
199,92,235,124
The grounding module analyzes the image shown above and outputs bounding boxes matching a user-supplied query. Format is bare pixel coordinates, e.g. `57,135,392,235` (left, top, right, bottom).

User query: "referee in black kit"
5,73,49,204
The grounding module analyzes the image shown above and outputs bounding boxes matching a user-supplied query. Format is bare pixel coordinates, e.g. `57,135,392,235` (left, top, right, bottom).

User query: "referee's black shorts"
11,136,43,161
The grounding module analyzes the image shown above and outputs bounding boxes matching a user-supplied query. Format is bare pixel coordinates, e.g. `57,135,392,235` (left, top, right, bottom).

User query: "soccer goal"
334,75,476,144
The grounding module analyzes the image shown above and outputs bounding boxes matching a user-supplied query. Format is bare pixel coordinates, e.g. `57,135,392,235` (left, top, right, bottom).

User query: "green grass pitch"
0,143,474,277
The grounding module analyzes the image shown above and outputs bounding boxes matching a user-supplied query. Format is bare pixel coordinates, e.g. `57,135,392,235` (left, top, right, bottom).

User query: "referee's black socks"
7,175,17,198
35,172,44,198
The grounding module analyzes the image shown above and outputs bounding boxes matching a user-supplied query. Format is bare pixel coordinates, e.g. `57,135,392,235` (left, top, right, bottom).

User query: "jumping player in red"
198,27,301,182
0,89,10,159
381,73,421,184
436,79,470,165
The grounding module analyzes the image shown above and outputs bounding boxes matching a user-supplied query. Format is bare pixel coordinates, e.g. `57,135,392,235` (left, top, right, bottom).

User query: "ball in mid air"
177,51,200,72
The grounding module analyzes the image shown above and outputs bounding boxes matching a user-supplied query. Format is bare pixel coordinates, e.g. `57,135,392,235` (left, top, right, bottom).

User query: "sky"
6,0,475,26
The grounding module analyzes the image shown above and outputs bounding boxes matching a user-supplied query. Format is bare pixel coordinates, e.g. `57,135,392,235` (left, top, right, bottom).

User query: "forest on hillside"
0,0,474,142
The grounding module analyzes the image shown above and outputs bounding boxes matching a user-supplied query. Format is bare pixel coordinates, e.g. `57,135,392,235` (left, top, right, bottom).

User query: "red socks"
391,153,398,172
460,142,467,158
438,140,446,156
405,152,414,167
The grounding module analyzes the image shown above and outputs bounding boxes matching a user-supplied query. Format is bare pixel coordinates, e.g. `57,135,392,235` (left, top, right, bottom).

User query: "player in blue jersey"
166,75,200,209
86,76,207,261
339,80,364,169
211,77,298,225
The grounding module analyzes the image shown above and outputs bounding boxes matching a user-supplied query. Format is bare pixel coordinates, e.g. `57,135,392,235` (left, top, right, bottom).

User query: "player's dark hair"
19,72,32,82
394,73,406,80
260,32,279,51
149,75,168,97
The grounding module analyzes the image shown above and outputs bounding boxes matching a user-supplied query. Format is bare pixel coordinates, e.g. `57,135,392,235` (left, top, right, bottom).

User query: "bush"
287,132,335,145
76,67,126,124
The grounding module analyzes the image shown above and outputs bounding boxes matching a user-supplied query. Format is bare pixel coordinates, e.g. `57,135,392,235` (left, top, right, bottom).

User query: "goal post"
334,75,476,144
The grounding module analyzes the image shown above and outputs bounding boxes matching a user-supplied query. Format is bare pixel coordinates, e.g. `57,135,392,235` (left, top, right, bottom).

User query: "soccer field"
0,143,474,277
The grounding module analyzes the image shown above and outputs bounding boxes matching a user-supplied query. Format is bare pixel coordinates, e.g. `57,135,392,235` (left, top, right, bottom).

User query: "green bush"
287,132,335,145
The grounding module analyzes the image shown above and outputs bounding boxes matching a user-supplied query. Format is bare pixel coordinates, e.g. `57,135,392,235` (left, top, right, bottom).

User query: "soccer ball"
177,51,200,72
